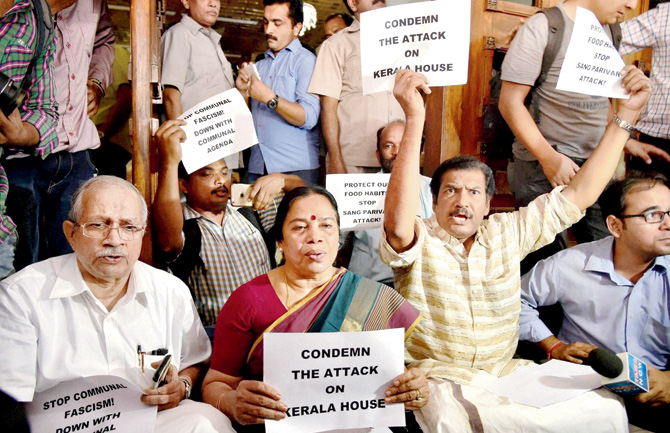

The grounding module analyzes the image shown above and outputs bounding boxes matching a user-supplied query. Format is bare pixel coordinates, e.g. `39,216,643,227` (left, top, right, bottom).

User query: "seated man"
152,119,305,334
0,176,233,433
381,65,650,433
520,173,670,432
340,120,432,286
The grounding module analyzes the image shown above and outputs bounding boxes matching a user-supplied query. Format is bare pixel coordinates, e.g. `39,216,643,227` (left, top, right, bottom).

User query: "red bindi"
310,215,316,220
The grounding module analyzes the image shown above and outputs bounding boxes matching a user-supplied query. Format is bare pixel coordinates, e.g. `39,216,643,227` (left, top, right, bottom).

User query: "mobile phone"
151,354,172,389
243,63,261,81
231,183,253,207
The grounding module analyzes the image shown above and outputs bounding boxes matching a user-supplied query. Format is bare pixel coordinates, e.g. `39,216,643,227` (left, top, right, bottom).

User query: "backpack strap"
608,22,622,51
21,0,53,93
238,207,277,268
535,7,564,89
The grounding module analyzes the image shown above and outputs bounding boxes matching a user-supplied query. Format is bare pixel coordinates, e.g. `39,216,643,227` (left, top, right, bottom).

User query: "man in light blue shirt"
519,173,670,429
235,0,320,185
341,121,433,286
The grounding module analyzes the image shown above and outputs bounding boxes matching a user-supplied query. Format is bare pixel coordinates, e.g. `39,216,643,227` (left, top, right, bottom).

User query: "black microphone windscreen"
588,348,623,378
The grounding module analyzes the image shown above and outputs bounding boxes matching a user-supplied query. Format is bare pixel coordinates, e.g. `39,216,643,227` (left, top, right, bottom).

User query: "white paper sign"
264,329,406,433
26,375,156,433
479,360,602,408
179,88,258,174
326,174,390,231
360,0,470,95
556,7,629,99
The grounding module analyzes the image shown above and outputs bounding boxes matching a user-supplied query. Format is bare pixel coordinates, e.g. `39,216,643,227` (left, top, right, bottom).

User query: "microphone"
588,348,649,395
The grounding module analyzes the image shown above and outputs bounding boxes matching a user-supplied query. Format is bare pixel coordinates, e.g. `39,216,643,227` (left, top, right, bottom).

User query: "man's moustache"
96,248,128,258
372,0,386,5
266,34,277,41
449,209,472,218
212,186,229,195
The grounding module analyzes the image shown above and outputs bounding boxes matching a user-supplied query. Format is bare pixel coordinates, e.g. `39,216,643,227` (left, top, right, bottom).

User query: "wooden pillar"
130,0,154,262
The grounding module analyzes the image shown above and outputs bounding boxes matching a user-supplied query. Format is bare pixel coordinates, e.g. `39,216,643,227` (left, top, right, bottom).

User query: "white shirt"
0,254,211,402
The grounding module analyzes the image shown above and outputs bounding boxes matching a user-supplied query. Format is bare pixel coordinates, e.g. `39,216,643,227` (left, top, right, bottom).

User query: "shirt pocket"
342,53,362,90
275,75,297,103
76,11,100,57
191,48,223,88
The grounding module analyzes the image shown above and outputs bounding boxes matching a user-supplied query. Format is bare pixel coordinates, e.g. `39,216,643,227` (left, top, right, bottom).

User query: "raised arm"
499,81,579,187
153,119,187,257
383,70,430,253
561,65,651,211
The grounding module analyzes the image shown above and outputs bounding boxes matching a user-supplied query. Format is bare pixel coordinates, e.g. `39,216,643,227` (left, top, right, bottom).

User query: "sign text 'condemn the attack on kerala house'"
360,0,471,95
264,329,406,433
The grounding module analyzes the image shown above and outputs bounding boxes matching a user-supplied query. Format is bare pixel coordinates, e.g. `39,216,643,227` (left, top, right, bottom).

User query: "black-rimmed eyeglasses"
619,210,670,224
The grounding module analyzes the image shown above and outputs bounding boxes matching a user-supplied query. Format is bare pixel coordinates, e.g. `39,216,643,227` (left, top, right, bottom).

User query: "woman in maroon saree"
202,186,429,431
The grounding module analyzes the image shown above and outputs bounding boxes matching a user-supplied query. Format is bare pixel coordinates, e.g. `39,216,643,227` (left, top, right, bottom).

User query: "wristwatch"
180,378,191,400
613,114,635,134
267,94,279,111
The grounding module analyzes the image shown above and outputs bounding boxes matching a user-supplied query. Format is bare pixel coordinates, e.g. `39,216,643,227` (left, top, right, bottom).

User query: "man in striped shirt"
152,119,305,338
381,68,650,431
0,0,75,278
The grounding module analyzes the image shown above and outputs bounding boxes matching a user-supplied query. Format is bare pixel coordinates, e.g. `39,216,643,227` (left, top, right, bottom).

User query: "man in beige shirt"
382,67,651,432
308,0,404,174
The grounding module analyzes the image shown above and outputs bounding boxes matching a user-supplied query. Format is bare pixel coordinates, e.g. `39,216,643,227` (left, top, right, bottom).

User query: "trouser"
508,157,609,275
4,150,97,271
628,133,670,176
0,228,17,279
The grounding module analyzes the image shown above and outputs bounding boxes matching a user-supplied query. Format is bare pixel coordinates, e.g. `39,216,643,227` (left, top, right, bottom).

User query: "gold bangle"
215,392,226,412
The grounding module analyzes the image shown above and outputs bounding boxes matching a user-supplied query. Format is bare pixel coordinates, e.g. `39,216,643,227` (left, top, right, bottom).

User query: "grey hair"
68,176,148,225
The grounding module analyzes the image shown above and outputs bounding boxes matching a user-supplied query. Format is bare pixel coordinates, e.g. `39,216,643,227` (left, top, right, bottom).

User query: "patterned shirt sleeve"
20,22,58,158
620,7,658,55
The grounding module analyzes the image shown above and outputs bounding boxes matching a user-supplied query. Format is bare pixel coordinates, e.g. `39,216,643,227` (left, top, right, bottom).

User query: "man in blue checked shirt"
519,172,670,432
619,2,670,175
235,0,320,185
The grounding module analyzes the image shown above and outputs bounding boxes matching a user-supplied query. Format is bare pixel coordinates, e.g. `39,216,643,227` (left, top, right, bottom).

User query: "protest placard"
179,88,258,174
264,329,406,433
360,0,470,95
326,174,390,231
26,375,156,433
556,7,629,99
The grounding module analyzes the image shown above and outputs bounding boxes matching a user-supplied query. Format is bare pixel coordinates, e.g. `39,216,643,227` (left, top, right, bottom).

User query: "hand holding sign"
155,119,187,166
393,70,430,119
232,380,288,425
384,367,430,410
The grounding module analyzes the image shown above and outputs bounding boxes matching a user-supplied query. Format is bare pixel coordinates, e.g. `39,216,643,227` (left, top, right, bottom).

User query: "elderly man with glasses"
0,175,235,433
519,172,670,432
